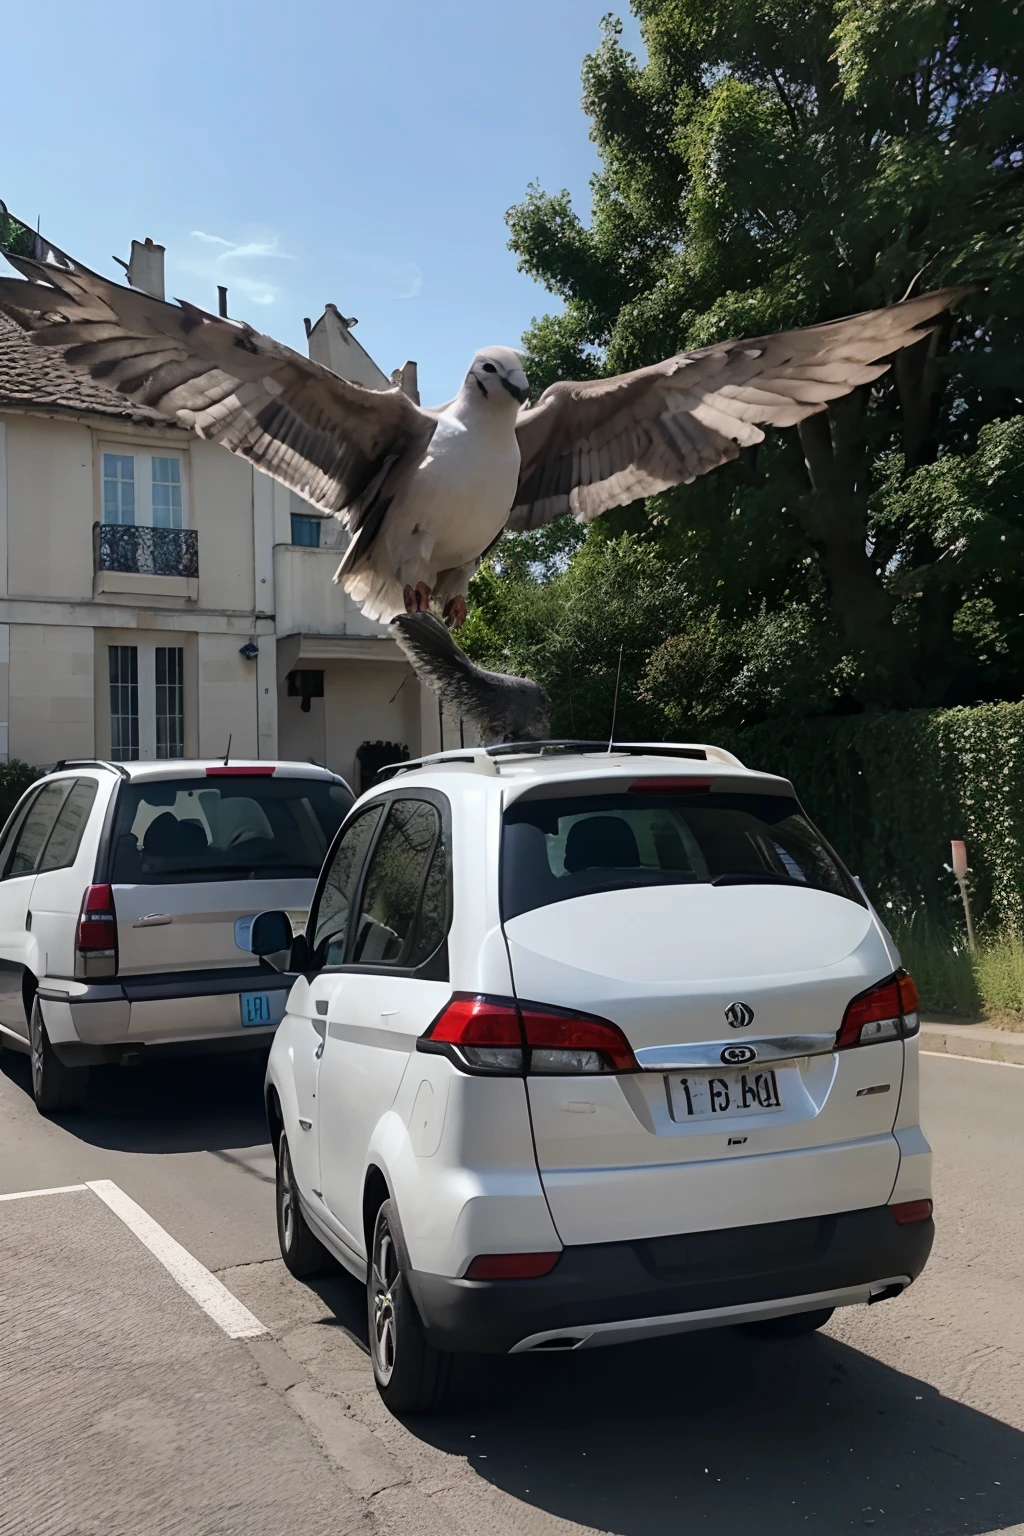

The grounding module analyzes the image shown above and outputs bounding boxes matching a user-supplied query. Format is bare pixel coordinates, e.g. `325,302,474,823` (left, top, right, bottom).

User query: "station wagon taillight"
836,970,919,1050
75,884,118,978
419,994,639,1076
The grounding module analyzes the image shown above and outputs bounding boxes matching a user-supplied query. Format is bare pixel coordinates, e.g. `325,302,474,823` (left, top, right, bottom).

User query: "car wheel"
276,1133,333,1278
368,1198,450,1415
739,1306,835,1339
29,998,89,1114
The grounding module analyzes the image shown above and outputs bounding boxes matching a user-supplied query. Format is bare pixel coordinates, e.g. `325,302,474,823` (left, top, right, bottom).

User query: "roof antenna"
223,734,232,767
437,697,444,754
607,645,624,753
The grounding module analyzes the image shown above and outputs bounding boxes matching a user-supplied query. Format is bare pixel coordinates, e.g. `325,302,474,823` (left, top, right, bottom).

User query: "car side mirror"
250,910,292,956
248,911,311,974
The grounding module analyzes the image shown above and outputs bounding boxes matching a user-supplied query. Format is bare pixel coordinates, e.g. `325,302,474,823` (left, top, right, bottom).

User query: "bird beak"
500,377,529,404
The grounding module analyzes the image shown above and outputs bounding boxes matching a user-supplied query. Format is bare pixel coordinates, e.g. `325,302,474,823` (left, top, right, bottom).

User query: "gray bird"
391,613,549,743
0,209,970,628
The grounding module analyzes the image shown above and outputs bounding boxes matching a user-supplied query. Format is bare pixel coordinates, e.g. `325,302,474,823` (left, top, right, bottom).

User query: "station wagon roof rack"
51,758,131,779
377,740,744,781
485,740,709,761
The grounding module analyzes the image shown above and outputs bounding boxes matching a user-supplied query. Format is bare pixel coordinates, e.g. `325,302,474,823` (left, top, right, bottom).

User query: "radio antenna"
607,645,624,753
223,734,232,767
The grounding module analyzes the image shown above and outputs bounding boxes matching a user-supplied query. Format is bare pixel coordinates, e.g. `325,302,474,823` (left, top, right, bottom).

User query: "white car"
255,741,933,1414
0,758,352,1113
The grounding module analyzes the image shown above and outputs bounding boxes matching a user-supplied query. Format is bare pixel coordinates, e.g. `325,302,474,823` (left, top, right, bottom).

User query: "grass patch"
890,910,1024,1024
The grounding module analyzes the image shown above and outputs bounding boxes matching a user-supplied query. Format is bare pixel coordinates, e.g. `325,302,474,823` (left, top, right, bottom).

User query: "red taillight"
206,766,276,777
426,996,522,1047
420,993,639,1076
464,1252,561,1280
837,969,919,1049
890,1199,933,1225
520,1004,639,1074
76,884,117,952
897,971,919,1014
629,778,712,794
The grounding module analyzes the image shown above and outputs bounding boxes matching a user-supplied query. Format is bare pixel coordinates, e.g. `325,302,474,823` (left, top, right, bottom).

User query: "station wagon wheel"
368,1198,450,1414
28,998,89,1115
275,1133,333,1278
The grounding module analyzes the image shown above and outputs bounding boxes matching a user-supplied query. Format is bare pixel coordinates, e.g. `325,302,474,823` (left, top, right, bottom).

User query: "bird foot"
403,582,432,614
443,595,468,630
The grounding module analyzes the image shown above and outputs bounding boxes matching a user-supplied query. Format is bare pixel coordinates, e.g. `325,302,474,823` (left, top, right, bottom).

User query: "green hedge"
727,705,1024,931
0,760,40,829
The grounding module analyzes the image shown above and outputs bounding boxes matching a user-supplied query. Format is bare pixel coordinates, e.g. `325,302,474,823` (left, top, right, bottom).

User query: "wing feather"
509,288,971,530
0,231,436,538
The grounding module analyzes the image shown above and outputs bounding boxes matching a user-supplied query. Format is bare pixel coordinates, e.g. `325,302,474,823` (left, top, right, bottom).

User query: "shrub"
0,759,40,829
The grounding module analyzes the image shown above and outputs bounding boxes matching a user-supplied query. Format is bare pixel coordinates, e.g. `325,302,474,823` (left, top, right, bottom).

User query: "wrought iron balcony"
95,523,198,579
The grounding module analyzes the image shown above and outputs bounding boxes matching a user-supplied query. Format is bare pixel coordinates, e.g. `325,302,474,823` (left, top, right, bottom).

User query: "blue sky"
2,0,642,403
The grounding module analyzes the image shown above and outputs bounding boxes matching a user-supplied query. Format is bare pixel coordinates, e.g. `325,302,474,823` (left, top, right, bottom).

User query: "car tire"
29,998,89,1114
739,1306,835,1339
368,1198,451,1415
276,1133,333,1278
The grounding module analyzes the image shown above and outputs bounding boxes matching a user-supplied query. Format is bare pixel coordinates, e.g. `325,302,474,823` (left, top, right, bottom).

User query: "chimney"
123,237,165,301
217,285,229,318
390,361,420,404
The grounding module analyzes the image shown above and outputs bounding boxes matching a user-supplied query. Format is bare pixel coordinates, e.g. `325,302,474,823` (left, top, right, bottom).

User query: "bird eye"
481,362,497,374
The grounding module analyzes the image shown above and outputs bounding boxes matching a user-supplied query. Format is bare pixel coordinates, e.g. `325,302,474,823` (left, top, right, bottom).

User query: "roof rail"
377,739,745,780
485,739,712,762
376,748,497,782
51,758,131,780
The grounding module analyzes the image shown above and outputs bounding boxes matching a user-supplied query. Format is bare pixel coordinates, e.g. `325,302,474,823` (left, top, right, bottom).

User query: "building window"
103,454,136,525
155,647,184,759
152,458,183,529
109,646,140,761
291,513,321,547
109,643,186,761
101,448,187,528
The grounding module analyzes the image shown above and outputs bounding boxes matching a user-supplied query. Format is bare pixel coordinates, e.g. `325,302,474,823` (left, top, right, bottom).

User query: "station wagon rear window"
501,790,863,918
109,776,354,884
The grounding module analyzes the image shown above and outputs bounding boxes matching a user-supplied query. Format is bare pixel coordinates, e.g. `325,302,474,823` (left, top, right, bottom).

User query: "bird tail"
390,612,477,692
391,612,551,743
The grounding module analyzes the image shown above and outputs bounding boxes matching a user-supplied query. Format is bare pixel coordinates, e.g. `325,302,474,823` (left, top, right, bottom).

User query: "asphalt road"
0,1043,1021,1536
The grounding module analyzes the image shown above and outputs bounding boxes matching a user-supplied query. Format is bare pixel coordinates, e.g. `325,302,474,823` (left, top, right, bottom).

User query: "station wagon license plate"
240,992,273,1027
669,1067,784,1121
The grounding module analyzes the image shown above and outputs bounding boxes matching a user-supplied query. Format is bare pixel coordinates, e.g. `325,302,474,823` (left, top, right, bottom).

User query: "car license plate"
669,1067,784,1121
240,992,273,1027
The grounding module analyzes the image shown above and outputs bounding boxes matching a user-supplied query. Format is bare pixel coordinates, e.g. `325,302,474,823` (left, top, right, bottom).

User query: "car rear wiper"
710,873,801,887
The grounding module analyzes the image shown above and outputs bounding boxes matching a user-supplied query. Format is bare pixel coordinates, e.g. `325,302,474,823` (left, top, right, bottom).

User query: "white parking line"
0,1183,89,1201
921,1050,1024,1070
86,1179,267,1339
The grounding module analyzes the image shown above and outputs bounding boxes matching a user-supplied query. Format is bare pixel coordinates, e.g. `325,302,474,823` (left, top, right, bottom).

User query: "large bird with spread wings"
0,212,968,630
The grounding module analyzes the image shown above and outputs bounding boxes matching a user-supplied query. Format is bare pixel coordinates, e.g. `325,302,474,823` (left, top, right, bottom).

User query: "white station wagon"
254,741,933,1414
0,758,352,1111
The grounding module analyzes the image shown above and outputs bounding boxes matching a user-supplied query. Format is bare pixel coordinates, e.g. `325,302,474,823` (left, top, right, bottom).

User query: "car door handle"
134,914,172,928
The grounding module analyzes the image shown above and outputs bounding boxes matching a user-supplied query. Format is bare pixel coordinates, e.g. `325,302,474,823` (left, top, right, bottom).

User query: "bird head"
467,346,529,406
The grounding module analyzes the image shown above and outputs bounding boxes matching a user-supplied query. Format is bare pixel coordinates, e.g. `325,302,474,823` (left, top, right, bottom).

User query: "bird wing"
0,227,436,532
509,288,971,531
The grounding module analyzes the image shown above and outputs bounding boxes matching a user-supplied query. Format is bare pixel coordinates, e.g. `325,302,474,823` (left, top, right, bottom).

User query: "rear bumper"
406,1206,934,1355
38,966,293,1061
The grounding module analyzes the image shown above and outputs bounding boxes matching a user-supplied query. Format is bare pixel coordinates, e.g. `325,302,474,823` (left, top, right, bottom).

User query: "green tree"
496,0,1023,713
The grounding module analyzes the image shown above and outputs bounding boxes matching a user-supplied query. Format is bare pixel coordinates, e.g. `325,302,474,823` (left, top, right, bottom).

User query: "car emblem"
721,1044,756,1065
725,1001,754,1029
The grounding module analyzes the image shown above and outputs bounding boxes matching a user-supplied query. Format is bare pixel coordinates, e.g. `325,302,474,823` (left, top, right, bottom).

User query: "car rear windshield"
109,775,354,884
501,790,863,919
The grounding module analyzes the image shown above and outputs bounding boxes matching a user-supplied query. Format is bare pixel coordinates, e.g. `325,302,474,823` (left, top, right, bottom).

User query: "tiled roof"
0,310,179,426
